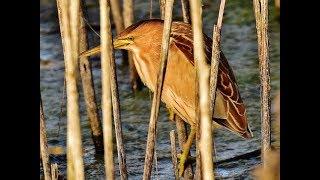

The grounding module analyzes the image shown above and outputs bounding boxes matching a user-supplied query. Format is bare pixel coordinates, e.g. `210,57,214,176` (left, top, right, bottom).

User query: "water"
40,0,280,179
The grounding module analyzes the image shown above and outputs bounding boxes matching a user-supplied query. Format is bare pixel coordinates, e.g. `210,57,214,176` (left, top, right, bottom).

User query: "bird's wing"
171,22,252,138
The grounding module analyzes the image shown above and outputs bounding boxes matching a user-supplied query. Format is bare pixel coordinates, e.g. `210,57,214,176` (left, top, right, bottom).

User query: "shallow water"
40,0,279,179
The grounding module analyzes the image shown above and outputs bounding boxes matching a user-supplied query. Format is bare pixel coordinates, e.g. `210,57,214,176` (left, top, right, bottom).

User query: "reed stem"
190,0,215,179
99,0,115,178
149,0,153,19
159,0,166,19
123,0,142,93
142,0,174,179
40,99,51,180
51,163,59,180
109,0,124,34
180,0,191,23
56,0,85,179
170,130,179,179
253,0,271,167
175,1,193,178
79,0,104,154
111,6,129,180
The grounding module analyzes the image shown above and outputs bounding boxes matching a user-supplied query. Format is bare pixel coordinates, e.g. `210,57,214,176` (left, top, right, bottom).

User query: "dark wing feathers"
171,21,251,138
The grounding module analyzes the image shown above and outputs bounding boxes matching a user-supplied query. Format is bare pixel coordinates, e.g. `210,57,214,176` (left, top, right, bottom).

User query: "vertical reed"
210,0,225,114
180,0,191,23
170,130,179,179
56,0,85,179
190,0,215,179
253,0,271,166
149,0,153,19
40,99,51,180
174,1,193,178
111,5,129,179
142,0,174,179
123,0,142,93
99,0,115,178
51,163,59,180
79,0,104,154
109,0,124,34
159,0,166,19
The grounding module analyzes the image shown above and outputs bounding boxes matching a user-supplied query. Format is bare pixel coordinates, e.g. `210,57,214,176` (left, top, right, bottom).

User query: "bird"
81,19,253,176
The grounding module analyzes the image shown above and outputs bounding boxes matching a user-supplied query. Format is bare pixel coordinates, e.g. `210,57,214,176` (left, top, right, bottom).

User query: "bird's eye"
128,36,134,40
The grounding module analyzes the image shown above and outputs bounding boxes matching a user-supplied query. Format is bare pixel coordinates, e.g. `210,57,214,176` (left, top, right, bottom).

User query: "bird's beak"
113,38,133,49
79,38,133,58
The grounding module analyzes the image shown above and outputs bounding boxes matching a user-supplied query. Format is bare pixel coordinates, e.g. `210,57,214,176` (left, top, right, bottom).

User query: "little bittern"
81,19,252,176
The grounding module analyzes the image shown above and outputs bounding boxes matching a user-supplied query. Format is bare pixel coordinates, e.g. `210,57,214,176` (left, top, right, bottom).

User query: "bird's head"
80,19,164,57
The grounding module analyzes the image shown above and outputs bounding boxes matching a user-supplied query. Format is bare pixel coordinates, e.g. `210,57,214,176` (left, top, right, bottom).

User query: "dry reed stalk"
190,0,215,179
40,99,51,180
180,0,191,23
123,0,142,93
100,0,115,179
170,130,179,179
110,0,129,69
149,0,153,18
109,0,124,34
110,4,129,180
142,0,174,179
159,0,166,19
56,0,85,179
51,163,59,180
253,0,271,166
79,1,104,154
208,0,226,176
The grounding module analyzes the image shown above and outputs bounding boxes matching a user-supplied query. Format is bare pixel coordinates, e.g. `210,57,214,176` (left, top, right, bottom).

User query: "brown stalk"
142,0,175,179
79,0,104,154
253,0,272,166
40,99,51,180
180,0,191,23
123,0,142,93
170,130,179,179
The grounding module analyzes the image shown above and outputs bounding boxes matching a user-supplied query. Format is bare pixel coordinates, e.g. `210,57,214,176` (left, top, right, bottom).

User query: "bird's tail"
212,91,253,139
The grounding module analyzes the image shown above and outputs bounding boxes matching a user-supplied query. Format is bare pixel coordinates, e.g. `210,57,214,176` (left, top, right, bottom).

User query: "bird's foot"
177,153,195,177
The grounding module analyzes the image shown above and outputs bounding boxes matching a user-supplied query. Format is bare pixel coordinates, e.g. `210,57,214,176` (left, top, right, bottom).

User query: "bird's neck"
130,47,161,91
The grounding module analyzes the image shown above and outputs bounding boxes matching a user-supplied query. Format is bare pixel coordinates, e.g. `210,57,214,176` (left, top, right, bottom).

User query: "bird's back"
169,21,252,138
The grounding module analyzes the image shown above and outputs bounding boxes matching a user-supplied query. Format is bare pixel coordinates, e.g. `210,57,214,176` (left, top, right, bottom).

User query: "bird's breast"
131,50,156,91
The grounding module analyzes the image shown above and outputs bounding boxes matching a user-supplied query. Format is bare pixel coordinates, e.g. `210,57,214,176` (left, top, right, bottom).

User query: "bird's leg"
178,125,196,177
166,106,175,121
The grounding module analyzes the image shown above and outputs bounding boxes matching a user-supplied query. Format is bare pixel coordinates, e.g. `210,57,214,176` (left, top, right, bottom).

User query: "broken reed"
40,99,51,180
56,0,85,179
99,0,115,179
253,0,271,166
142,0,175,179
79,0,104,154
